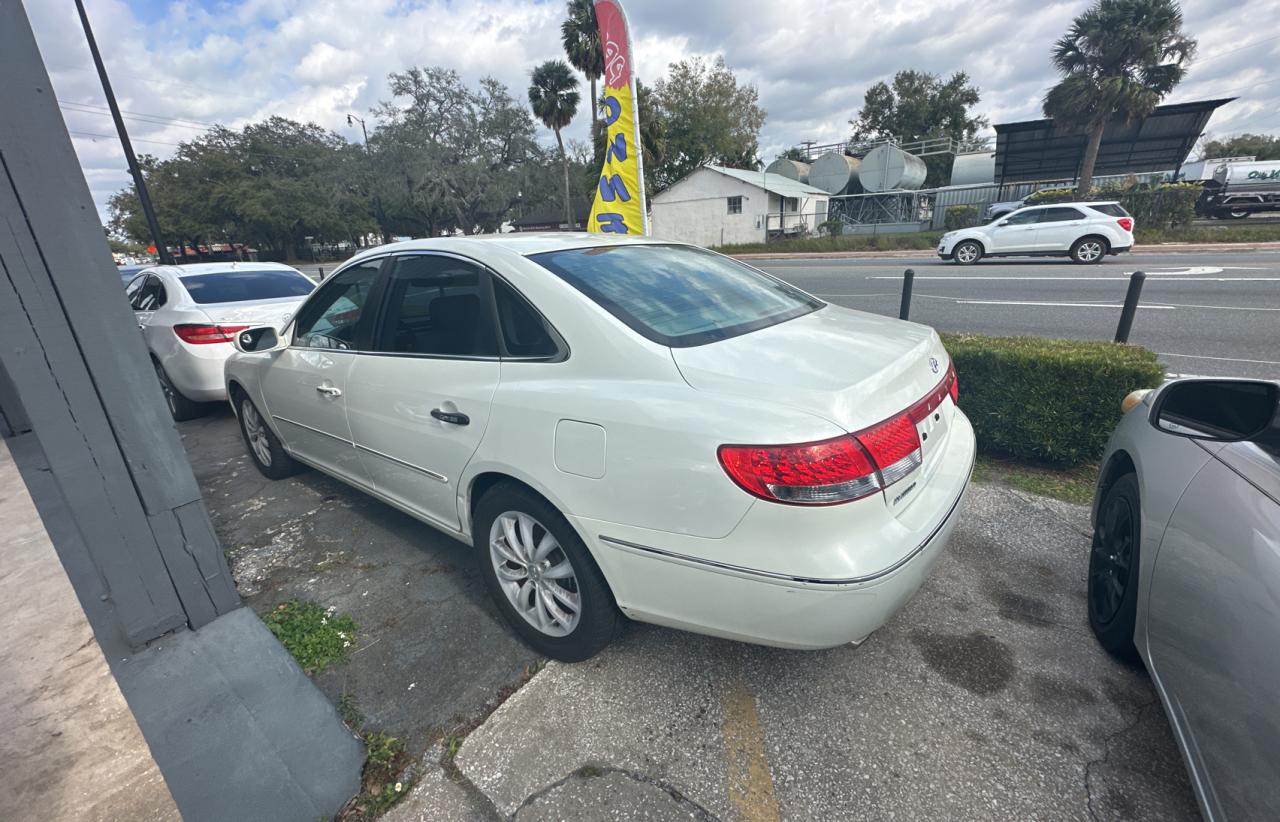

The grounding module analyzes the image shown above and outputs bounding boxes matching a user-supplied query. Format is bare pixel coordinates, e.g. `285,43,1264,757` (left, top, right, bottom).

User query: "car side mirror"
996,220,1009,227
234,326,284,354
1150,379,1280,442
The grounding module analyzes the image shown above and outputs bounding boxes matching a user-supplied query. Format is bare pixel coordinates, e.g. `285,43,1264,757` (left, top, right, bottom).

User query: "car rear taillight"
1117,217,1134,232
719,358,960,506
173,323,249,345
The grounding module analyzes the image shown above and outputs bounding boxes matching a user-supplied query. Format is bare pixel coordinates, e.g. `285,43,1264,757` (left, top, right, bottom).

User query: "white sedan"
125,262,314,419
226,235,975,661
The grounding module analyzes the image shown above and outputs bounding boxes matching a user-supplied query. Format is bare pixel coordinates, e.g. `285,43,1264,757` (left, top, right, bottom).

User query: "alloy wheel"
1077,240,1104,262
241,400,273,467
489,511,581,637
1089,493,1135,624
955,243,979,263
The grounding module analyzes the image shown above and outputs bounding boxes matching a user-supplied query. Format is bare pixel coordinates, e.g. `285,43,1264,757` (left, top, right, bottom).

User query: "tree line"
109,0,767,258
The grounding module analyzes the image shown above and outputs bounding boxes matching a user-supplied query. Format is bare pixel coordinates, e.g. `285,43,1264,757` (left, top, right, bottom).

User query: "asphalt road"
755,250,1280,380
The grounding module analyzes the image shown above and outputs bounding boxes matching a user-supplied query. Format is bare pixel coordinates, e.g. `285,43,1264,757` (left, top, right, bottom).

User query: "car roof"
342,232,676,266
151,262,303,278
1018,201,1121,208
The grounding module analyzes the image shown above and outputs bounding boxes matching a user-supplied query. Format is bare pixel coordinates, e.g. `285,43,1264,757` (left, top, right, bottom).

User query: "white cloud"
23,0,1280,224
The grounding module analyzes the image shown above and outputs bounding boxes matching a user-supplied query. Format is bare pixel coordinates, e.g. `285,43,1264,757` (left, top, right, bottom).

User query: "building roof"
510,198,591,228
993,98,1235,184
696,165,829,198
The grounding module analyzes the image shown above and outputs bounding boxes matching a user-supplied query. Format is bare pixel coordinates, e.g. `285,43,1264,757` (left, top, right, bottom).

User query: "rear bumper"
1111,245,1133,255
577,411,976,649
160,344,233,402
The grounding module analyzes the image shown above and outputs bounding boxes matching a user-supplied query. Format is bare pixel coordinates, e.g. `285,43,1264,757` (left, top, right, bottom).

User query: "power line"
58,99,219,130
1193,34,1280,66
47,62,273,104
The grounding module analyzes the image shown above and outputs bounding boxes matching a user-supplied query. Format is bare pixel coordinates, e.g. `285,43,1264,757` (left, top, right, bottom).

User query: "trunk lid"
672,305,956,515
194,296,306,330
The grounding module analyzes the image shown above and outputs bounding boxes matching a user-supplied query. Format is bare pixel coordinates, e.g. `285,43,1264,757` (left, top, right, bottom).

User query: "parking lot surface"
181,410,1197,821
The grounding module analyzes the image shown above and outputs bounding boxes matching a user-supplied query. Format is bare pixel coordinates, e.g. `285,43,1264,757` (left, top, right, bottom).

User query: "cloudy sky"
25,0,1280,222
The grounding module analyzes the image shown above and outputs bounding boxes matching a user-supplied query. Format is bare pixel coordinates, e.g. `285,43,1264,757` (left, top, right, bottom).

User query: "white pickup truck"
1198,160,1280,219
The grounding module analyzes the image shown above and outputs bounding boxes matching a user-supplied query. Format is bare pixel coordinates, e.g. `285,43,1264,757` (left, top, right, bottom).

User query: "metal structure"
764,158,811,183
994,98,1234,184
809,151,862,194
859,144,928,192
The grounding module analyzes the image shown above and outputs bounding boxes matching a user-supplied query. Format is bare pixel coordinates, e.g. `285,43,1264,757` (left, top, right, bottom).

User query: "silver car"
125,263,314,420
1090,378,1280,821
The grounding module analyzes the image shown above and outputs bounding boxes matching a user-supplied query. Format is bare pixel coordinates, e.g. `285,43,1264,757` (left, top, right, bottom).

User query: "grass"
973,455,1099,506
263,599,358,675
712,219,1280,256
339,731,414,821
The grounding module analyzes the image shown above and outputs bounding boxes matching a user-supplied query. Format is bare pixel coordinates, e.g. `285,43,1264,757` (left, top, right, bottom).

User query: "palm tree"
529,60,581,229
1043,0,1196,196
561,0,603,130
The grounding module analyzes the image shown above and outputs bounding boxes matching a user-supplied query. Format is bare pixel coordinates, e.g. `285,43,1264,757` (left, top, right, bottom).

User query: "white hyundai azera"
225,234,975,661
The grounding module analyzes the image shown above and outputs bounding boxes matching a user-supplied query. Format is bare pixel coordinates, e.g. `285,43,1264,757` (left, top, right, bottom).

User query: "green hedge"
1024,182,1201,230
942,334,1165,466
944,204,980,231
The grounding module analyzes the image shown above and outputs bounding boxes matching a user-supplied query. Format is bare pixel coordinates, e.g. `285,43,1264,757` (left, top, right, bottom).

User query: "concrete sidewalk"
386,483,1196,821
0,441,178,821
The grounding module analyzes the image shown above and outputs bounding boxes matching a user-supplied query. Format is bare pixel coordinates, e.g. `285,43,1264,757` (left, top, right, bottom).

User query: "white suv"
938,202,1134,265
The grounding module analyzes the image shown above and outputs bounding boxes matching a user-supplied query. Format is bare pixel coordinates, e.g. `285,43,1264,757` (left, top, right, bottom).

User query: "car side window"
1039,207,1086,222
374,255,497,357
125,275,146,307
1003,209,1042,225
492,278,558,358
134,275,166,311
293,260,382,350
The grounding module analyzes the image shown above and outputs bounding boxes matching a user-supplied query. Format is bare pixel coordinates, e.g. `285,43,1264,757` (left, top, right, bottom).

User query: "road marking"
1157,352,1280,366
721,676,780,822
869,276,1280,282
1153,302,1280,311
955,300,1176,309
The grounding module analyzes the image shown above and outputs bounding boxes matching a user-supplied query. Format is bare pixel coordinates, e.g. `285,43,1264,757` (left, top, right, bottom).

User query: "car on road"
984,195,1029,221
125,262,314,420
1089,378,1280,821
225,235,975,661
938,202,1134,265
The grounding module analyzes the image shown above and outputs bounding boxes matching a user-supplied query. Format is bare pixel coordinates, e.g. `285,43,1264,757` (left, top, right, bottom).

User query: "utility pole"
74,0,172,264
348,113,388,245
347,113,370,147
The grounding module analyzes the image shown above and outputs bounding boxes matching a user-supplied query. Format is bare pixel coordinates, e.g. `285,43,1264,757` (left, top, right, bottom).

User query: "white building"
649,165,829,247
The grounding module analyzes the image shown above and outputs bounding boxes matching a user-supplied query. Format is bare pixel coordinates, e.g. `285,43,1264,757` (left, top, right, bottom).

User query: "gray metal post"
899,268,915,320
0,2,238,646
1115,271,1146,344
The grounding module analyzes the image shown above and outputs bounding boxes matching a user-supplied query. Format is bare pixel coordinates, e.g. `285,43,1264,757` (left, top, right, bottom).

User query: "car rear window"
180,270,315,304
529,244,823,347
1090,203,1130,218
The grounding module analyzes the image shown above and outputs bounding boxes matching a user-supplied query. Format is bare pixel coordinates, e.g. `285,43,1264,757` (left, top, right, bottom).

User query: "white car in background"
125,262,314,420
224,235,975,661
938,202,1135,264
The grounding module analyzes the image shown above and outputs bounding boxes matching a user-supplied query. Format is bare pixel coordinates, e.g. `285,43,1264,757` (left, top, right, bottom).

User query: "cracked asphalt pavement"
180,409,1197,821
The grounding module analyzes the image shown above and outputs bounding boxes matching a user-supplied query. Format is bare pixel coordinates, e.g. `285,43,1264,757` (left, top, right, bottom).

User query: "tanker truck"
1197,159,1280,219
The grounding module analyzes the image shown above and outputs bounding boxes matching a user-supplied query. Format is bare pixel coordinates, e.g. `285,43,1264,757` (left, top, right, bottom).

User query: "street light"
346,113,369,150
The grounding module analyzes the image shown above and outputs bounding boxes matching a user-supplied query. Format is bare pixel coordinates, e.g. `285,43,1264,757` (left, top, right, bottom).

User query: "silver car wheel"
955,242,979,263
489,511,581,637
241,400,273,468
1077,240,1104,262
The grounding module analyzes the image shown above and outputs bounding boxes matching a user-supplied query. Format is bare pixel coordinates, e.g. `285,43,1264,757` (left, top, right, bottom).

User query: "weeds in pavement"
263,599,358,674
337,691,363,730
333,694,415,822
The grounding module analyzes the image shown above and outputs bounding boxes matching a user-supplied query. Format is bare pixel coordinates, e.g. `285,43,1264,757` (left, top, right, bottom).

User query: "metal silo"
949,151,996,186
765,158,811,183
859,145,928,192
809,151,862,194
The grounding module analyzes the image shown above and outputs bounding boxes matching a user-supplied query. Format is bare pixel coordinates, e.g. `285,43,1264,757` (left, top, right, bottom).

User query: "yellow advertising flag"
587,0,647,235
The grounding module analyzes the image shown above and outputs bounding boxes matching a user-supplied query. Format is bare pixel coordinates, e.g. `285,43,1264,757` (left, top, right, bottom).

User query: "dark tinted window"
1090,203,1130,218
181,270,314,304
374,256,497,357
1003,209,1043,225
1038,207,1086,222
125,274,146,302
530,244,822,348
493,278,557,357
293,260,381,350
134,275,166,310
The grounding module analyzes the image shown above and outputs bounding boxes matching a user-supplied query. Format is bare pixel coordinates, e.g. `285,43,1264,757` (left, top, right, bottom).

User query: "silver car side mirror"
1150,379,1280,443
234,326,285,354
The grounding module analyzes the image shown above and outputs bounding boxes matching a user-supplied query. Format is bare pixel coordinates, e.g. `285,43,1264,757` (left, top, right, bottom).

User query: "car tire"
1069,236,1108,264
1088,473,1141,661
233,391,303,479
473,482,621,662
153,359,206,421
952,240,983,265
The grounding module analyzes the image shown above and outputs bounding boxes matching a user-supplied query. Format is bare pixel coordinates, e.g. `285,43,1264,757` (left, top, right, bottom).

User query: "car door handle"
315,385,342,397
431,408,469,426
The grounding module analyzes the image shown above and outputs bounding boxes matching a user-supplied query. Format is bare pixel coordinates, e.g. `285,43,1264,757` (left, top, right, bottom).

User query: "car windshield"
1090,203,1130,218
529,244,823,347
180,270,314,304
